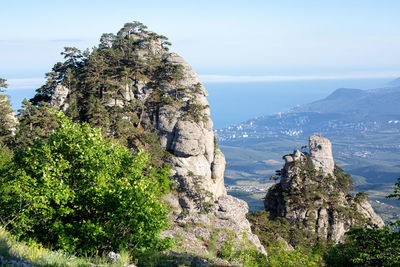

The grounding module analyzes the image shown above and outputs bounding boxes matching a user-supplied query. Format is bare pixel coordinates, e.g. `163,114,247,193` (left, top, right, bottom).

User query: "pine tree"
15,100,58,149
30,72,59,105
0,78,8,92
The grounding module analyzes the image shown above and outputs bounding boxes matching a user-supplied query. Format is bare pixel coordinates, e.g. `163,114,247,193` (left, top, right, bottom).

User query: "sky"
1,0,400,89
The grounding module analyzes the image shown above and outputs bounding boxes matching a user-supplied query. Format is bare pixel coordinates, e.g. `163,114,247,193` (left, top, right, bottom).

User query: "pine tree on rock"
0,78,8,92
15,99,58,149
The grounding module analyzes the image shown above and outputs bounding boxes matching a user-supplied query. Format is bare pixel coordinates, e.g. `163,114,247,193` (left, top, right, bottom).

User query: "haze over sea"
206,78,393,129
5,77,393,130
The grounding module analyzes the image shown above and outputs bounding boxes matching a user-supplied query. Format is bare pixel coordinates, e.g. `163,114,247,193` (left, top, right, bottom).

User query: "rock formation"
264,135,384,243
51,85,69,111
0,94,18,137
50,30,265,256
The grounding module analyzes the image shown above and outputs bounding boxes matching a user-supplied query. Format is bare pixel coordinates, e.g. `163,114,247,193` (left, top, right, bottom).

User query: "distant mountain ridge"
217,80,400,142
216,79,400,191
292,85,400,120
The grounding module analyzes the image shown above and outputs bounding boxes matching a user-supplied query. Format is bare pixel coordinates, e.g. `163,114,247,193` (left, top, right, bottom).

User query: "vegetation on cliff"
15,22,185,167
0,112,171,256
0,21,264,265
0,17,398,264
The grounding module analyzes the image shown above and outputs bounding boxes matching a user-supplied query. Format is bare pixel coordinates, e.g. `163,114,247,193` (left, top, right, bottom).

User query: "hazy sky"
2,0,400,83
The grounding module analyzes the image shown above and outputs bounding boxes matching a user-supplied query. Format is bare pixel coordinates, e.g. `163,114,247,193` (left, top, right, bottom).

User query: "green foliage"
387,177,400,200
267,247,323,267
0,227,134,267
14,99,59,149
0,112,170,256
0,143,13,170
182,103,208,123
324,226,400,266
324,179,400,266
217,231,268,267
247,211,324,266
354,191,368,203
247,210,320,252
26,22,185,166
30,72,60,105
0,78,7,92
333,165,354,192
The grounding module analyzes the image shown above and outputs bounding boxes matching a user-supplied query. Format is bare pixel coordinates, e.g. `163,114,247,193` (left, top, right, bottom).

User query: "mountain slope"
217,81,400,219
293,86,400,120
27,22,266,257
264,136,384,243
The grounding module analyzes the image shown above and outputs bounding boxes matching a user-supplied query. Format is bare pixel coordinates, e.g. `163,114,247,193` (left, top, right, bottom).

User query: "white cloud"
200,72,400,83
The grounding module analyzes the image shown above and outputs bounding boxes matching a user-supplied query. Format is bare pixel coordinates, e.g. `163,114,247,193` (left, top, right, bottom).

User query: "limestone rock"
49,29,264,257
356,199,384,227
171,120,204,157
264,135,384,243
50,85,69,111
309,135,334,175
107,252,120,264
0,94,18,136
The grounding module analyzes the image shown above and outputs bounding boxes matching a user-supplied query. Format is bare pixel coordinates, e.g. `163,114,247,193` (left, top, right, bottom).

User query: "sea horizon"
4,77,394,129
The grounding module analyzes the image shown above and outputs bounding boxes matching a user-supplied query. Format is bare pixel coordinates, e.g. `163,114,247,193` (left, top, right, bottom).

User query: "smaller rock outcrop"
162,194,266,256
309,135,334,175
50,85,69,111
0,94,18,137
264,135,384,243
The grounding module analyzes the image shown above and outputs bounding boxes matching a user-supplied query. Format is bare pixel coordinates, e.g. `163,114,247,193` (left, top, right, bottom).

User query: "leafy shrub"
267,247,323,267
324,177,400,266
0,142,13,170
218,231,268,267
324,226,400,266
247,210,319,251
0,112,171,256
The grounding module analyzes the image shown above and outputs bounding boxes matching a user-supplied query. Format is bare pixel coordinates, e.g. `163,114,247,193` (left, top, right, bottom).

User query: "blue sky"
2,0,400,85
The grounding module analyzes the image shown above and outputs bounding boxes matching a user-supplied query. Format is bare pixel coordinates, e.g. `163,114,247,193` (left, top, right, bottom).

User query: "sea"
205,78,393,129
4,77,393,129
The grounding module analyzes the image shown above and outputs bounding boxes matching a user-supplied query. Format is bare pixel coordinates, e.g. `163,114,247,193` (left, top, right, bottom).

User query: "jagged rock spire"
264,135,384,243
309,135,334,175
49,25,266,256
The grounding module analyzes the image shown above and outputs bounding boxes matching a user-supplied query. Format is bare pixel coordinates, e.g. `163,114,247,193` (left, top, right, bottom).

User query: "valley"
217,83,400,223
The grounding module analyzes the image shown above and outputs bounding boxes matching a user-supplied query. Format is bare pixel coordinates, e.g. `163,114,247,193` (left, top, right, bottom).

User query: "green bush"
324,177,400,266
0,112,171,256
247,210,319,252
0,142,13,170
267,247,323,267
324,226,400,266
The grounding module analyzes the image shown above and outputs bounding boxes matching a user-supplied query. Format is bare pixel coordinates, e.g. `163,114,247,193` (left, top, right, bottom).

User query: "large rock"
309,135,334,175
264,135,384,243
0,94,18,136
50,30,264,256
50,85,69,111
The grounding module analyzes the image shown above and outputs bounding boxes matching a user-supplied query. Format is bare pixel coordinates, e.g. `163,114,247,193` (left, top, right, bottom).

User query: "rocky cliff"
0,94,18,139
50,27,265,256
264,136,384,243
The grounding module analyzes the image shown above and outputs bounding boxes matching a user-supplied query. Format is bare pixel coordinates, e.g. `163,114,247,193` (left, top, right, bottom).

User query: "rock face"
51,30,265,256
264,135,384,243
50,85,69,111
309,135,334,175
0,94,18,136
144,49,265,255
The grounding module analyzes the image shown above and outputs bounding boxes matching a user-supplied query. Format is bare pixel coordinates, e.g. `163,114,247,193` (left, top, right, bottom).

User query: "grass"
0,226,225,267
0,227,131,266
